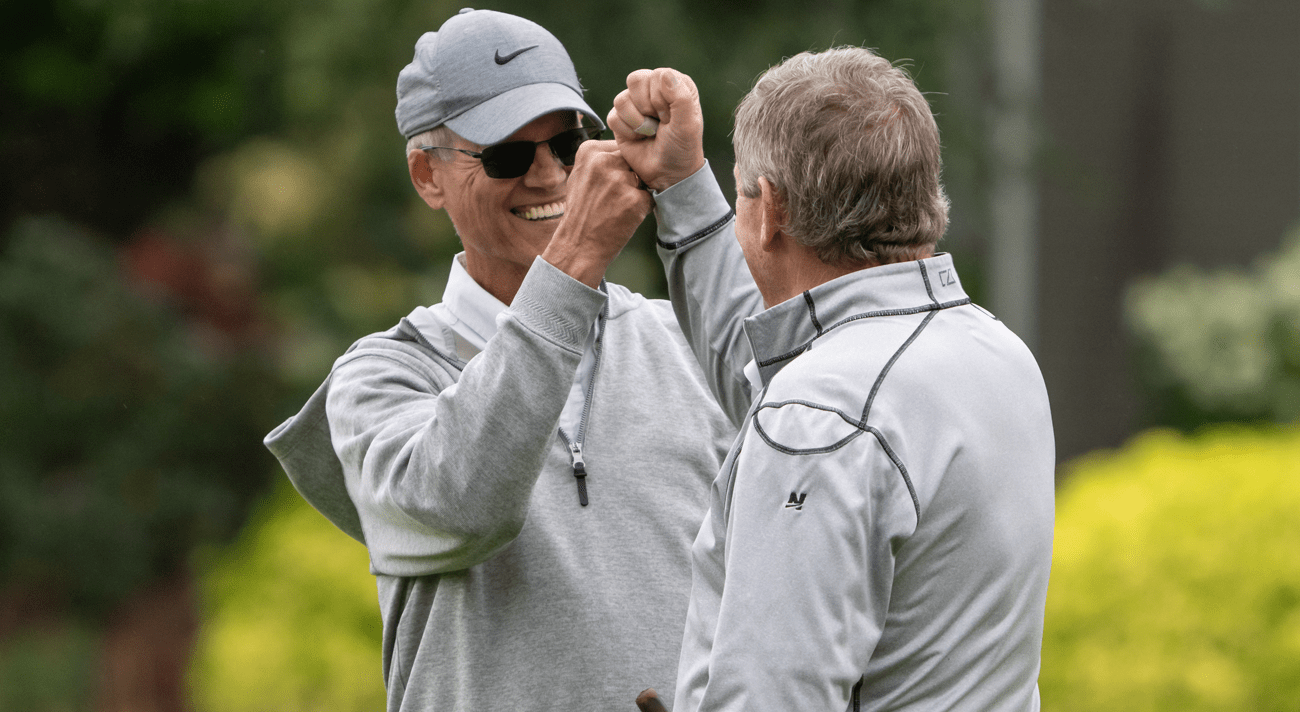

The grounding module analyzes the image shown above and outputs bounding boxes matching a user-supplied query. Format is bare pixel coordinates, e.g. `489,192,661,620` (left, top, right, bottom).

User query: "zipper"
568,441,588,506
557,292,608,507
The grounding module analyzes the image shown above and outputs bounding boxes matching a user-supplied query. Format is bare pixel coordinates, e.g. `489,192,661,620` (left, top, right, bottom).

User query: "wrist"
647,157,706,193
541,233,609,289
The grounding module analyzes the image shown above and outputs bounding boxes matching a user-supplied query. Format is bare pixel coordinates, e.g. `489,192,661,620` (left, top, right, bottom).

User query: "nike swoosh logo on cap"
495,45,539,65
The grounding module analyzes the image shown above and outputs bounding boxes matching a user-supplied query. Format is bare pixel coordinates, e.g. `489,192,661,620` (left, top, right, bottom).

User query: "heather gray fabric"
394,9,602,143
653,166,1056,712
265,257,735,711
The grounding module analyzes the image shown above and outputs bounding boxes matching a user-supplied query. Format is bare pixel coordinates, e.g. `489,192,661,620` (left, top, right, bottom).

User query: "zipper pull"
569,442,589,507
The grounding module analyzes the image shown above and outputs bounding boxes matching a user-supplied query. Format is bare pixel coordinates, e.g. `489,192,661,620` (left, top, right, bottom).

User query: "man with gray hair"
611,47,1055,711
264,9,735,712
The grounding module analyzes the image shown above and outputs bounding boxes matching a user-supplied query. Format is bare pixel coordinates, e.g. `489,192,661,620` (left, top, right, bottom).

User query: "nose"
522,141,567,189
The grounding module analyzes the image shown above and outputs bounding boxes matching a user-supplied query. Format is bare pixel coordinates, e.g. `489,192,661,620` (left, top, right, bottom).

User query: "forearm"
653,162,763,426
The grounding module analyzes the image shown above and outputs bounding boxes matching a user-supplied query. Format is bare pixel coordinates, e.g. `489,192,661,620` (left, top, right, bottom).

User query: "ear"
408,149,446,210
756,176,788,253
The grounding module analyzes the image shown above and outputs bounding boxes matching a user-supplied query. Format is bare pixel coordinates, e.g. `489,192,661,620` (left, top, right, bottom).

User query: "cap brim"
444,83,605,145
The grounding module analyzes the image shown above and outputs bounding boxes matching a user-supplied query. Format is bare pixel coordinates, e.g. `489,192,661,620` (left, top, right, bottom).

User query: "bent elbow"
363,494,531,576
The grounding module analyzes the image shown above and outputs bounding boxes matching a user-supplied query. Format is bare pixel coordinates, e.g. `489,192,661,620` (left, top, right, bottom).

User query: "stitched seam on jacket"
756,343,811,369
861,311,938,423
820,298,970,333
749,410,920,524
868,426,921,523
803,291,825,336
918,260,938,305
755,298,969,369
751,307,937,523
656,209,736,250
753,414,866,454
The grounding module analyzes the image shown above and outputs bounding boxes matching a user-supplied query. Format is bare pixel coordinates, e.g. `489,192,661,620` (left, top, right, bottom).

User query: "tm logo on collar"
495,45,538,65
785,492,807,511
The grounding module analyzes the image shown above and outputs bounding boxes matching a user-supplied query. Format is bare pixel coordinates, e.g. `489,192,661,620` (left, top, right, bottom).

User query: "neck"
761,243,939,307
462,253,529,306
760,245,877,308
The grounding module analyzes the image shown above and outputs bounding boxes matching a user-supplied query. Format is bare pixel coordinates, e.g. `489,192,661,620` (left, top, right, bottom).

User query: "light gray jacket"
265,256,735,712
655,167,1056,712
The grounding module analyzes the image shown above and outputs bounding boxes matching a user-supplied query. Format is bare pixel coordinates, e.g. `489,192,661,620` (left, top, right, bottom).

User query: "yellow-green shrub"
1041,426,1300,710
188,480,384,712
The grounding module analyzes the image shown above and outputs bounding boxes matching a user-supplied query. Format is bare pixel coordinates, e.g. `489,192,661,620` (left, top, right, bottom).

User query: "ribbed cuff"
508,257,608,353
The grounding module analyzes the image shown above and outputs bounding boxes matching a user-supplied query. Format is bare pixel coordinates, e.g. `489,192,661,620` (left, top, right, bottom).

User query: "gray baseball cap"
395,8,604,144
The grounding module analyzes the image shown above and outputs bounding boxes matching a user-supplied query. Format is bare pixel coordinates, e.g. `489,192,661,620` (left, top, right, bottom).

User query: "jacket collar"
743,253,970,386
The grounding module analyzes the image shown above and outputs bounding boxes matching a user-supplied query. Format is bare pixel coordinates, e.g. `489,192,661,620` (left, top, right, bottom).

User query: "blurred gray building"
980,0,1300,463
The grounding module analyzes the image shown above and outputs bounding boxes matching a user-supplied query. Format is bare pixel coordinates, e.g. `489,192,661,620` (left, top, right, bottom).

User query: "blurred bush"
188,479,384,712
0,217,281,616
1040,426,1300,710
0,623,98,712
1126,223,1300,428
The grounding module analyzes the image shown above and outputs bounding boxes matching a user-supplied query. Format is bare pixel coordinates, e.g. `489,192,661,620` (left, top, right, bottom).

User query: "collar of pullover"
743,253,971,387
441,253,509,351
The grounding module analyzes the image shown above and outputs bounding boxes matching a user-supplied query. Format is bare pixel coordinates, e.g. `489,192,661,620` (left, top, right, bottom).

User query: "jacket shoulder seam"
748,404,921,525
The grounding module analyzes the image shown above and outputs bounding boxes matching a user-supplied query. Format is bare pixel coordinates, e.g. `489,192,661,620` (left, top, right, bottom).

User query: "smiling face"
426,111,576,303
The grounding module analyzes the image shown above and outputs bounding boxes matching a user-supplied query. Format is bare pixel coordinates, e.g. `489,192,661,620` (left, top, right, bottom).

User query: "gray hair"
733,47,949,265
406,126,480,162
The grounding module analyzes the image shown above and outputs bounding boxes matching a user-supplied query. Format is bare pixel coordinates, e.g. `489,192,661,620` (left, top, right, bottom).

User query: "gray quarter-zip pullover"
265,256,736,711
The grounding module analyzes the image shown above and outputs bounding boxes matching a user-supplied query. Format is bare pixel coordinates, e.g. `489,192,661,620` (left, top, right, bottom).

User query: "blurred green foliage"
0,217,281,615
0,623,98,712
0,0,287,233
1126,223,1300,429
1041,426,1300,710
188,480,384,712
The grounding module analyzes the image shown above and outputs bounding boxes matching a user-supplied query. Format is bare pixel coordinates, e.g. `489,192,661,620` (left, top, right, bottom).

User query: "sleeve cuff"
507,256,608,353
653,160,736,251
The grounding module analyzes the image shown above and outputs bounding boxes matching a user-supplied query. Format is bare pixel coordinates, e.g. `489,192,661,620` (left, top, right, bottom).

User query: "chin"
526,216,563,237
510,219,560,254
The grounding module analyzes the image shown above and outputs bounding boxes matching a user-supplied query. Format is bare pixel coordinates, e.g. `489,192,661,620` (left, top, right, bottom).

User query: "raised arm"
326,257,603,576
609,69,763,425
321,144,652,576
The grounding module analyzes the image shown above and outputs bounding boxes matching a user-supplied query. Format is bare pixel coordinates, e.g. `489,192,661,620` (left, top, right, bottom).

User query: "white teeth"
516,201,564,220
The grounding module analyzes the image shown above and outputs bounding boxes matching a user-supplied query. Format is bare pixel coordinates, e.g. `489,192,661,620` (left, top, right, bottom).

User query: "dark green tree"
0,217,282,615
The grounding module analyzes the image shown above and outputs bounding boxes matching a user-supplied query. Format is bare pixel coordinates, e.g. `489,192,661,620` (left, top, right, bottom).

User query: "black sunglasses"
420,126,605,179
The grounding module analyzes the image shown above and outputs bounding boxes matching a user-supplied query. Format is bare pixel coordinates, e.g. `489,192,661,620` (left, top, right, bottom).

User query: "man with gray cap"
263,9,735,712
